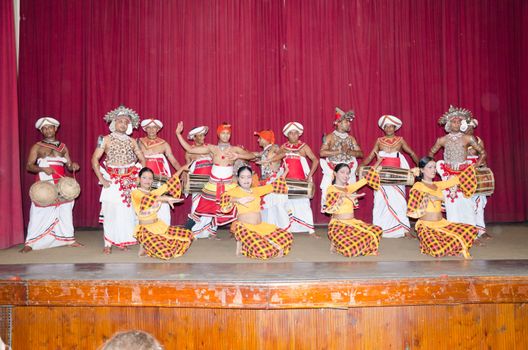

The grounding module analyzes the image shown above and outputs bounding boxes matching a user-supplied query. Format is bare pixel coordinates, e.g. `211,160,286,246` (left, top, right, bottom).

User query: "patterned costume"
192,164,237,236
320,130,359,211
26,154,76,249
188,155,215,238
407,166,478,259
373,150,411,238
282,142,315,233
258,144,290,229
324,170,382,257
220,179,293,259
139,137,172,225
99,133,139,248
131,176,193,259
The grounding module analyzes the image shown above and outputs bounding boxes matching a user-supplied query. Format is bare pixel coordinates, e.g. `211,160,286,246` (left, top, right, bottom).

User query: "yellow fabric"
410,177,459,214
326,178,367,215
329,217,368,227
225,184,273,215
131,186,169,235
202,181,237,196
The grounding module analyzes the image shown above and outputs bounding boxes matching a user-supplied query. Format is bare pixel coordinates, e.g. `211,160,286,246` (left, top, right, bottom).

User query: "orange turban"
254,130,275,144
217,123,232,135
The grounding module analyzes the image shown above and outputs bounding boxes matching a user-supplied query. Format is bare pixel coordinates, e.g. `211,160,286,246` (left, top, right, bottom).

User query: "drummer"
273,122,319,237
360,115,418,238
21,117,82,253
138,118,182,225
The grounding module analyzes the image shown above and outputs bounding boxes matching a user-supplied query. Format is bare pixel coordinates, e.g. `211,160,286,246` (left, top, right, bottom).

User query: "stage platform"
1,224,527,348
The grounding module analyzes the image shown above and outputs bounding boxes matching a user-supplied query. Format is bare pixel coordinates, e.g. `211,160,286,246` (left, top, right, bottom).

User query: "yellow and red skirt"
135,225,193,260
230,221,293,259
415,219,478,258
327,219,382,257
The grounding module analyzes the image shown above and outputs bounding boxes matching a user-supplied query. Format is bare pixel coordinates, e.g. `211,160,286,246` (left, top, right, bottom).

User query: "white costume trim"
26,157,76,250
99,163,138,247
372,151,410,238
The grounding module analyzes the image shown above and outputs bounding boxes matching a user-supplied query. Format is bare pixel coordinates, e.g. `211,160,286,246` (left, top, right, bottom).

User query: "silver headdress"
335,107,355,123
104,105,140,128
438,105,473,126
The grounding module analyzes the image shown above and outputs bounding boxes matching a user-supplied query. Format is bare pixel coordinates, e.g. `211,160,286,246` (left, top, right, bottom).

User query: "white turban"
141,119,164,131
282,122,304,137
35,117,60,130
378,115,402,131
187,126,209,140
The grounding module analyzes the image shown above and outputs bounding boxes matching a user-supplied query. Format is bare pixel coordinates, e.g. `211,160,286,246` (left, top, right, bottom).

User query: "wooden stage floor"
1,223,527,348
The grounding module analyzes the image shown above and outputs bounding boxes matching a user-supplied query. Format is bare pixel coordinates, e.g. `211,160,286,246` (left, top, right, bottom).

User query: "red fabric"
17,0,528,227
0,0,24,247
380,158,401,168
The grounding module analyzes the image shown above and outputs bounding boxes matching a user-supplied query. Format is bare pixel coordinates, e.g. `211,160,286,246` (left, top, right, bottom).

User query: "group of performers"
21,104,490,260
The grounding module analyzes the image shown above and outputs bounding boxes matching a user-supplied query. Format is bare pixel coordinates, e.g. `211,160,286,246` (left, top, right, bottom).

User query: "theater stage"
0,224,527,348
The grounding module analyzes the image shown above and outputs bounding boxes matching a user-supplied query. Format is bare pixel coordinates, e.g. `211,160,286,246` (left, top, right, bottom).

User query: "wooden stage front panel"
1,260,527,349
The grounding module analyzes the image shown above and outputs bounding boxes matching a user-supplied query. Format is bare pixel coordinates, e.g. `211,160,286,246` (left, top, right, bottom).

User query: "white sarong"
261,170,290,230
283,155,315,234
99,164,138,247
372,151,410,238
26,157,76,250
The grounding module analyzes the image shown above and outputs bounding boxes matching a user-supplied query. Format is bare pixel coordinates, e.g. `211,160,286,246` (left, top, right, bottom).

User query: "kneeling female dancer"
132,167,194,260
324,163,382,257
220,166,293,259
407,156,478,259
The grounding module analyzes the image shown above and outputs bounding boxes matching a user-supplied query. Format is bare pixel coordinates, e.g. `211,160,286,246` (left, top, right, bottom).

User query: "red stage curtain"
0,0,24,247
17,0,527,228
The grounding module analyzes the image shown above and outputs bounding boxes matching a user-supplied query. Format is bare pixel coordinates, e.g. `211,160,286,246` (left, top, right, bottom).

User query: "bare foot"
480,232,493,240
138,246,147,257
19,246,32,253
329,244,336,254
473,238,486,247
119,246,129,252
309,233,321,239
103,247,112,255
404,231,415,239
69,241,84,247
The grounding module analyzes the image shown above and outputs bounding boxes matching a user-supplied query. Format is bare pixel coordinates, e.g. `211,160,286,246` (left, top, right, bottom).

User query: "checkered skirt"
416,221,478,258
327,220,383,257
135,226,193,260
230,221,293,259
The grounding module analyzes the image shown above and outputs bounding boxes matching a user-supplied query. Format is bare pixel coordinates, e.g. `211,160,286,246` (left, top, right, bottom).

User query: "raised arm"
232,146,256,161
175,122,212,155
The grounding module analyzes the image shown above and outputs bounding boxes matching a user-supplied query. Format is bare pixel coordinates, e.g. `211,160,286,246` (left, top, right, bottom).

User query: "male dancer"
21,117,81,252
92,105,146,254
361,115,418,238
139,118,182,225
320,108,363,212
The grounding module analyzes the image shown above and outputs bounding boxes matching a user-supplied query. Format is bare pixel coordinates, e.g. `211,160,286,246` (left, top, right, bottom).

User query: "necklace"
333,130,349,139
111,132,129,141
218,143,230,151
42,139,61,147
422,179,434,185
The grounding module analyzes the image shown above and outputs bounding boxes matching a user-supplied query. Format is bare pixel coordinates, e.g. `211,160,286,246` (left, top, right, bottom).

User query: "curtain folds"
0,0,24,247
18,0,527,227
